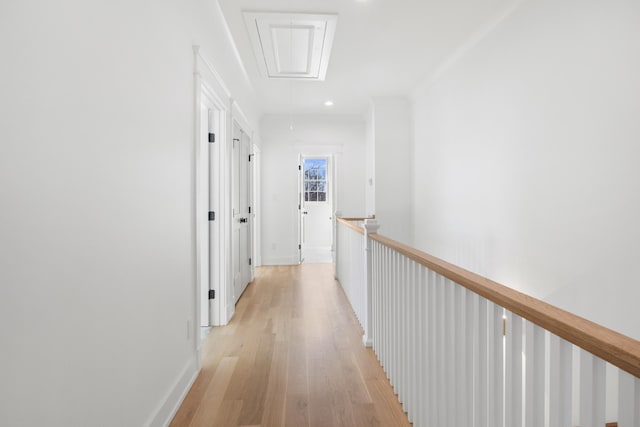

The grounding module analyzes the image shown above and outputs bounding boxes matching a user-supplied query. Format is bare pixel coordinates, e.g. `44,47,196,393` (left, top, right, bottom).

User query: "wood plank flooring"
171,264,411,427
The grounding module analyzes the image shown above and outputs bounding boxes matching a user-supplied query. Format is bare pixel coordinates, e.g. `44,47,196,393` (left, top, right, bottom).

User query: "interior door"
239,131,251,289
301,156,333,263
231,123,251,304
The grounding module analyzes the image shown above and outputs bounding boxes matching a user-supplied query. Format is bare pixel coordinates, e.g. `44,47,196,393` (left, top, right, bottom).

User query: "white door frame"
196,80,226,334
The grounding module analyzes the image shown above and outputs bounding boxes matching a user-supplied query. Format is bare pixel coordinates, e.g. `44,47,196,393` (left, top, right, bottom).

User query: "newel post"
363,218,380,347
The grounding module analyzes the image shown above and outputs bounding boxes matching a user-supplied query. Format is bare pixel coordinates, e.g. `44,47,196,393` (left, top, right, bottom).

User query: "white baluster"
619,367,640,427
383,246,388,369
506,312,523,427
371,241,378,354
580,350,606,427
408,260,417,422
436,273,446,426
488,302,504,427
454,284,469,426
464,289,475,427
476,296,488,427
524,321,545,427
384,246,391,374
445,279,456,423
427,269,437,426
391,250,399,393
417,265,427,427
549,334,572,427
401,256,408,409
401,255,407,407
619,369,637,427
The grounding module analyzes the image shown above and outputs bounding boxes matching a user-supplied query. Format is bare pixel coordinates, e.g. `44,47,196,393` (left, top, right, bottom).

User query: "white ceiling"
218,0,513,116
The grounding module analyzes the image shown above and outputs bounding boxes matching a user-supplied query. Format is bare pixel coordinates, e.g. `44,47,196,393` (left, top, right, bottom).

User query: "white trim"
232,100,252,135
193,45,232,99
226,302,236,323
214,0,253,89
146,352,200,427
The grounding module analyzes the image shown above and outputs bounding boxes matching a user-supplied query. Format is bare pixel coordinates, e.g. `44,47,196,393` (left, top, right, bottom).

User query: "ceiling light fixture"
324,100,334,107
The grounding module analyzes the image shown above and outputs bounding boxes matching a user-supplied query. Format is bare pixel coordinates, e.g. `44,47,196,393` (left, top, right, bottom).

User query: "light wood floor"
171,264,411,427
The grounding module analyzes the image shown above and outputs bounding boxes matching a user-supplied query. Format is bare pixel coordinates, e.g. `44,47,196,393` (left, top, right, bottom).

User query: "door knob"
302,211,308,215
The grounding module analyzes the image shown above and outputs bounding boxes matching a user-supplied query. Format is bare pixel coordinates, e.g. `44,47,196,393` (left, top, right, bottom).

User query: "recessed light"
324,100,334,107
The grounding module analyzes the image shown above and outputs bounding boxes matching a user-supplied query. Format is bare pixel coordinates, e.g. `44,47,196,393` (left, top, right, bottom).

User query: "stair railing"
335,217,640,427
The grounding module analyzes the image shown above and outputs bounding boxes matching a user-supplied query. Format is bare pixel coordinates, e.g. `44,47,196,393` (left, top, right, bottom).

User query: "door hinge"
208,289,215,300
208,211,215,221
208,133,215,143
298,204,301,210
298,165,301,171
248,154,251,162
249,258,252,266
298,244,301,250
248,206,252,214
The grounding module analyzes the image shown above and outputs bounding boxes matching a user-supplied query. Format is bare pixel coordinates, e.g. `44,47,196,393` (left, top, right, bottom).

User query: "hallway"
170,264,411,426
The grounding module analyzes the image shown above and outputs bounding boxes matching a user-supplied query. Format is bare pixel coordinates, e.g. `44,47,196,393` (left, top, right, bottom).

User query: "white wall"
411,0,640,340
372,97,413,244
0,1,258,425
260,114,366,265
365,105,376,217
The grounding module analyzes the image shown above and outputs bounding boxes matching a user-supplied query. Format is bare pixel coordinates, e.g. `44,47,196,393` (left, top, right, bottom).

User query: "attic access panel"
243,12,338,80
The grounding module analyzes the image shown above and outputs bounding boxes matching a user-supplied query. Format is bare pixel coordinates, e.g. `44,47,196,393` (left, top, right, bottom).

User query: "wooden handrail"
337,217,365,235
366,232,640,379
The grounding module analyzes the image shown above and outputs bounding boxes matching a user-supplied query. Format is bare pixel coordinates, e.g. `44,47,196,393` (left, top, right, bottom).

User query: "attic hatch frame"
243,11,338,81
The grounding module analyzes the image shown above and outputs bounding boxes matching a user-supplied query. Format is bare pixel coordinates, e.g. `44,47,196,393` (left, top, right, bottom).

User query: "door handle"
239,217,248,223
302,211,308,215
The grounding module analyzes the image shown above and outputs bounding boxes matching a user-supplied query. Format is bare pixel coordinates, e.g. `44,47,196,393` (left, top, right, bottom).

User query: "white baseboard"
146,351,200,427
226,302,235,324
262,256,299,265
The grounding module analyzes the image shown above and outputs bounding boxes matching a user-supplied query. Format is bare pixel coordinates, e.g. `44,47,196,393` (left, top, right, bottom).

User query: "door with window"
299,156,333,263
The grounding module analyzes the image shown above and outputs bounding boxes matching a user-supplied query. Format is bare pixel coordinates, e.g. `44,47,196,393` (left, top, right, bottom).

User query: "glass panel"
304,159,326,180
303,158,328,203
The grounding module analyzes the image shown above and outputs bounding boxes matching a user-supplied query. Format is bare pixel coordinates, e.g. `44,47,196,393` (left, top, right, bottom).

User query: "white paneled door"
299,156,333,263
232,123,252,304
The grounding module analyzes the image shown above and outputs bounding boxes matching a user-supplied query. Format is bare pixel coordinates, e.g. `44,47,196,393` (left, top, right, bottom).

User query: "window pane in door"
303,158,327,203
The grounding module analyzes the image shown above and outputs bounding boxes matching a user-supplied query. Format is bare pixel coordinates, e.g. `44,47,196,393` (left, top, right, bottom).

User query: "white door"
300,156,333,263
231,123,251,304
239,131,251,288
